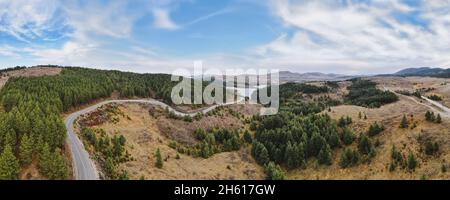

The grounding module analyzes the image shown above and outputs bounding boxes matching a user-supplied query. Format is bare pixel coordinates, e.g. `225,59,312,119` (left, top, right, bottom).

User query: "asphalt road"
65,98,244,180
381,86,450,119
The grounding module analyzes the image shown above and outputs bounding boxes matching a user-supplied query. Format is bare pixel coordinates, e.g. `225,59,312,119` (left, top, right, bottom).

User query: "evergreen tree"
155,148,163,169
38,143,52,176
328,131,341,149
317,144,332,165
399,114,409,129
436,114,442,123
342,127,355,145
105,156,115,178
200,141,211,158
243,130,252,144
340,148,359,168
252,141,269,165
367,122,384,136
264,162,284,180
407,152,417,171
0,145,20,180
19,134,34,166
46,148,68,180
425,111,432,121
358,134,374,155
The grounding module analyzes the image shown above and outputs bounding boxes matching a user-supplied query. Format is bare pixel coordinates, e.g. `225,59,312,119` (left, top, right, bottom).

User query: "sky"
0,0,449,75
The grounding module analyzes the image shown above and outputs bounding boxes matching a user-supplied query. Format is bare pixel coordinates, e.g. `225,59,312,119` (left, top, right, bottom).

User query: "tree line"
345,79,398,108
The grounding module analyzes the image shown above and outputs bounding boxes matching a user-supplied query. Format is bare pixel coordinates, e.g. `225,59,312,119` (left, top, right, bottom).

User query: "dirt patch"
0,66,62,89
144,105,247,145
79,103,125,126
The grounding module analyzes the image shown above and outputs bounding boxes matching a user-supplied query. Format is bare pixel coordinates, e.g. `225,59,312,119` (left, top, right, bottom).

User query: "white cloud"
255,0,450,74
152,8,179,30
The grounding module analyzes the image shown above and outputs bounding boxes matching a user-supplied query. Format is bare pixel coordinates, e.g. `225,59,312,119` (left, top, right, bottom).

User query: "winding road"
65,98,244,180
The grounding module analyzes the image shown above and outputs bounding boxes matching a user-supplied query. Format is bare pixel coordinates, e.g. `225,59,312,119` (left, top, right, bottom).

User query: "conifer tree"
0,145,19,180
243,130,252,144
264,162,284,180
399,114,409,129
19,134,34,166
436,114,442,123
407,152,417,171
155,148,163,169
318,144,332,165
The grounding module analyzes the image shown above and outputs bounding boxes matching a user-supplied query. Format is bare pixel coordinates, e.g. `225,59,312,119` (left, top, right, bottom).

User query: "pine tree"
19,134,34,166
358,134,373,155
0,145,20,180
243,130,252,144
264,162,284,180
425,111,432,121
317,144,332,165
105,156,115,178
155,148,163,169
252,141,270,165
436,114,442,123
38,143,52,176
342,127,355,145
46,148,68,180
340,148,358,168
399,114,409,129
407,152,417,171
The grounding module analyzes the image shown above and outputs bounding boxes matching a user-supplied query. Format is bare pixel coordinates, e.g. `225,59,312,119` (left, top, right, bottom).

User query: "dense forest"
345,79,398,108
0,67,183,179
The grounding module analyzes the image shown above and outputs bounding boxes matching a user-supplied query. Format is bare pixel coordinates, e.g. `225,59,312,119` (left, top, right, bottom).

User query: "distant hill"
394,67,450,78
278,71,355,83
200,71,356,87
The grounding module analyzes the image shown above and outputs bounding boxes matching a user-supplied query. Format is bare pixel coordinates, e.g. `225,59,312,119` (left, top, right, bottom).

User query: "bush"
340,148,359,168
424,140,439,156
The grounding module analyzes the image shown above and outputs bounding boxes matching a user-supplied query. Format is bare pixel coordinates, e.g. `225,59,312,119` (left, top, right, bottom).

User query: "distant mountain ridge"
394,67,450,78
278,71,355,83
195,71,356,86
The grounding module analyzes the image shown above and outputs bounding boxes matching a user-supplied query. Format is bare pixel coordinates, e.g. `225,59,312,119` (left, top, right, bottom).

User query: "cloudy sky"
0,0,449,74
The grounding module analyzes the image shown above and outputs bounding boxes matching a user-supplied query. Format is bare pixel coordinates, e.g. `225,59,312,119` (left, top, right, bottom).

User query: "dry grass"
90,103,264,180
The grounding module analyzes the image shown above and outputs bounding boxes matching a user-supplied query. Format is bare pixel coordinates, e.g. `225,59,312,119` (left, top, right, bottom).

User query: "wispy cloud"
152,8,180,30
184,7,234,27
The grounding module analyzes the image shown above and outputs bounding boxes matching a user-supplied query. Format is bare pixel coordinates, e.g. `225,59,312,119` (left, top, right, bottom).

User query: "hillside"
394,67,450,78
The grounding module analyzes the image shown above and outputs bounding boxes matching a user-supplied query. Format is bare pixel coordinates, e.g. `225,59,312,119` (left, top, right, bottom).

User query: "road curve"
381,86,450,119
65,98,243,180
422,96,450,118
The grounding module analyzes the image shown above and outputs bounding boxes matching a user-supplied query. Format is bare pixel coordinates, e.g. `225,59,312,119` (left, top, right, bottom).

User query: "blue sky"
0,0,449,74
